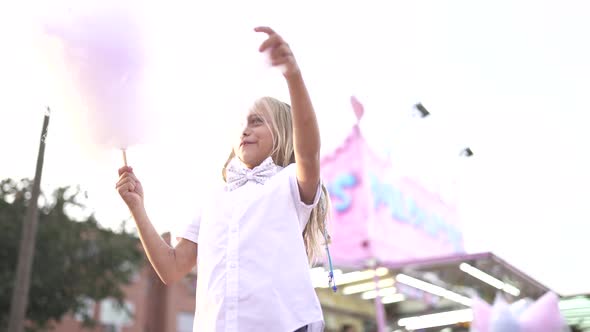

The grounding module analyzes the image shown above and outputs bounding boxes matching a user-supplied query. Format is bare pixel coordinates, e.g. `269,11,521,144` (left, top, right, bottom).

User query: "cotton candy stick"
122,149,128,167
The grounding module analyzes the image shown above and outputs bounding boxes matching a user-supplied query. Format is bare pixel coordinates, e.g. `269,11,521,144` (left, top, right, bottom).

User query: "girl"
116,26,332,332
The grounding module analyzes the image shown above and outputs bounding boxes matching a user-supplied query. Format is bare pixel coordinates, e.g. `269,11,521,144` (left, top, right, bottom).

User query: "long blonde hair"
222,96,331,265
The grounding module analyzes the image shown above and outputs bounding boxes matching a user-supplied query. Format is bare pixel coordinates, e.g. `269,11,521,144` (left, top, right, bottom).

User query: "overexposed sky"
1,0,588,296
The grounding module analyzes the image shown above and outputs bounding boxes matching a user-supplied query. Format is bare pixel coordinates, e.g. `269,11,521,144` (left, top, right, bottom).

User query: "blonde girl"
117,26,332,332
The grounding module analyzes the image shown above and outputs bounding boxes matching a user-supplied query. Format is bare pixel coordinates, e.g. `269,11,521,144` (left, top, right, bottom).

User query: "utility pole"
7,107,51,332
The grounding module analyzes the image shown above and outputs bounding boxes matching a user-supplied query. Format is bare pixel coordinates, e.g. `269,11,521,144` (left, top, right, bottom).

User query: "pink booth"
321,97,464,268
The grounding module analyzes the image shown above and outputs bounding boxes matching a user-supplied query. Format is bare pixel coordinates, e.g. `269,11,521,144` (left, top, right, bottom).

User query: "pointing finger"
254,26,276,35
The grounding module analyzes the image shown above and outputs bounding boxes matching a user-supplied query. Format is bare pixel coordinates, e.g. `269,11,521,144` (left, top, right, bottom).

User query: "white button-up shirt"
177,162,324,332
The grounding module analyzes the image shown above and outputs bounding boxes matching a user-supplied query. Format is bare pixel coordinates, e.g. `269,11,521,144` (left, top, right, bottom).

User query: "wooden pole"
7,107,51,332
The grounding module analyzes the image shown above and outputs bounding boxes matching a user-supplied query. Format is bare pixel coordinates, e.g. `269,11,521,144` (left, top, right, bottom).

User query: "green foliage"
0,179,143,331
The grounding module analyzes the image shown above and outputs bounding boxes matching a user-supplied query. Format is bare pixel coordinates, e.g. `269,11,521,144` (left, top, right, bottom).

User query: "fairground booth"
312,97,589,332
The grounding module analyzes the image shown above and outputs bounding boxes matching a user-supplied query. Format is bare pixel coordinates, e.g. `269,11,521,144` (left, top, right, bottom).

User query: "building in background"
50,233,196,332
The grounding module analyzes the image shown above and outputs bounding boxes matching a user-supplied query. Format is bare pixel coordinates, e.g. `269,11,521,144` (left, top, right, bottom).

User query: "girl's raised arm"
256,26,321,204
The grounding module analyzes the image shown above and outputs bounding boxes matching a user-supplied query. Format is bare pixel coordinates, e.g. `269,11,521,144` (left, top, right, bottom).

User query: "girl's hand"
116,166,144,211
255,26,300,79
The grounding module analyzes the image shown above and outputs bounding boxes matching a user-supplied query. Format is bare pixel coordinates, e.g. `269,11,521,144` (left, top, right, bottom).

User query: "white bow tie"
225,157,278,191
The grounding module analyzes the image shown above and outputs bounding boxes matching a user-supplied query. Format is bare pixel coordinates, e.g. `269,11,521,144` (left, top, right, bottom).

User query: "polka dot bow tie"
225,157,278,191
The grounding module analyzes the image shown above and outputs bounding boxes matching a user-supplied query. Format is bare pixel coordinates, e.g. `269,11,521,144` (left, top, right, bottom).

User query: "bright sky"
1,0,588,296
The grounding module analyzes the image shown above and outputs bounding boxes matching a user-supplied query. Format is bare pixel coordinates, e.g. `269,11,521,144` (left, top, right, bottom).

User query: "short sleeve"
174,212,201,245
286,164,322,230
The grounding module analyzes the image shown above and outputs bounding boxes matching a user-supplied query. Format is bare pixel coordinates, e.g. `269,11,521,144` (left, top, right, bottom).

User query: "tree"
0,178,144,331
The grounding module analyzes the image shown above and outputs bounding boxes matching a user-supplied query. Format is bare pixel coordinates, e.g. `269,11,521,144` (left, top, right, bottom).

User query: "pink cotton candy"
470,292,567,332
43,1,154,149
519,292,565,332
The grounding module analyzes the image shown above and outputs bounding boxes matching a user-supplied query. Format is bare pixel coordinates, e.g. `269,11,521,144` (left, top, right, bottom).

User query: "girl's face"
233,109,274,169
